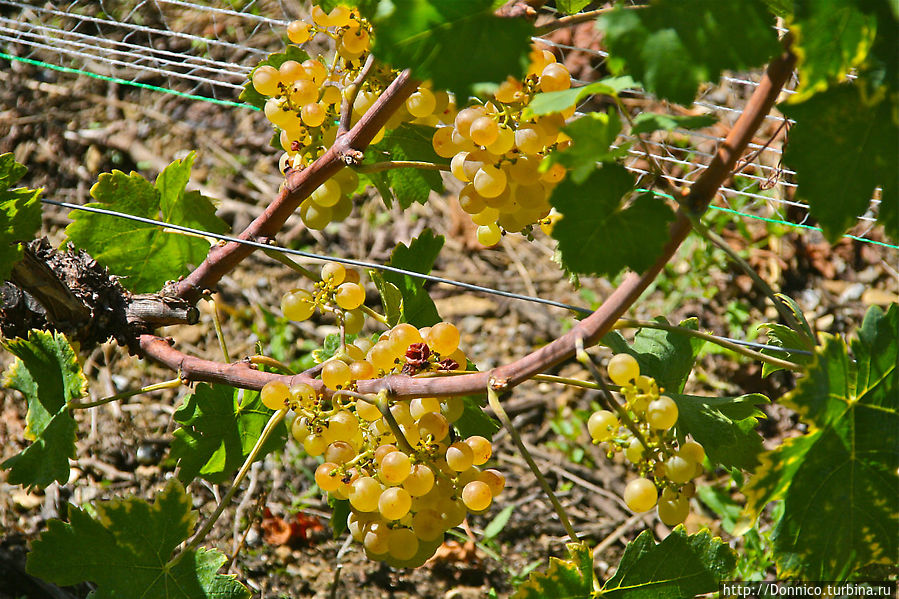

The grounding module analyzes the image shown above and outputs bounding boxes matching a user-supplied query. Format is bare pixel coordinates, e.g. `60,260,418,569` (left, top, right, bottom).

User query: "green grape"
321,359,352,390
624,477,658,513
379,451,412,485
587,410,619,442
315,462,341,492
664,456,694,484
461,480,492,511
439,498,467,528
378,486,412,520
657,495,690,526
647,395,679,430
406,88,436,118
478,468,505,496
476,224,502,246
252,65,281,96
465,435,492,465
331,194,353,222
321,262,346,284
624,437,645,463
281,289,315,321
287,20,312,44
678,440,705,464
446,442,474,472
410,397,441,420
473,165,508,198
387,527,419,561
349,476,382,512
441,396,465,422
335,282,365,310
469,116,499,147
299,199,332,230
539,62,571,92
311,178,341,207
344,308,365,335
260,380,289,410
403,463,435,496
608,353,640,386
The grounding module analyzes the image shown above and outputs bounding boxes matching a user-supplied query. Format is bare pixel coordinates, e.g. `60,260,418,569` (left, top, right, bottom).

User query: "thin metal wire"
38,197,815,355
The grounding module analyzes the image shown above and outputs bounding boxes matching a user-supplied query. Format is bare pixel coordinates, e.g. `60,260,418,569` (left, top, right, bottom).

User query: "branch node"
339,149,365,166
488,375,510,392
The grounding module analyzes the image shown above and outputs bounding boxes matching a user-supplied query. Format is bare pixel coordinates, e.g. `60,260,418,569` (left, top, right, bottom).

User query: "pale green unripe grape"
335,282,365,310
647,395,679,430
442,396,465,422
664,455,695,484
477,224,502,246
334,168,359,195
344,308,365,335
252,65,281,96
311,178,341,207
657,495,690,526
406,88,436,118
625,437,645,463
281,289,315,321
300,200,332,230
473,165,508,198
587,410,619,442
608,353,640,386
330,194,353,222
260,380,289,410
623,477,658,513
678,440,705,464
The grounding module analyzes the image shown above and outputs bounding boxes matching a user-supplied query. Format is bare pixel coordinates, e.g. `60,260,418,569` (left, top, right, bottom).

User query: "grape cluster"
280,261,367,335
429,47,574,246
587,353,706,527
266,269,503,566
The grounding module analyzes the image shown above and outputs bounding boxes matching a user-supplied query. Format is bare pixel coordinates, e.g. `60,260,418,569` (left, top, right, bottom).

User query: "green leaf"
0,153,42,281
482,504,515,540
557,0,591,15
629,112,718,135
602,317,705,394
454,394,500,439
599,0,781,105
671,393,769,470
368,123,447,208
171,384,288,484
551,164,675,278
328,496,352,538
789,0,878,101
548,110,628,183
744,304,898,578
370,274,404,326
376,229,444,327
1,330,85,489
524,76,635,119
781,84,898,241
240,46,311,110
26,479,250,599
601,528,736,598
371,0,534,99
65,153,228,293
758,323,815,376
511,542,594,599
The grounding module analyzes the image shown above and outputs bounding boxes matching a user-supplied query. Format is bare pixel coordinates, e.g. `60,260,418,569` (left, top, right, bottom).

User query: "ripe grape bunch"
587,353,706,527
262,262,504,566
251,4,575,243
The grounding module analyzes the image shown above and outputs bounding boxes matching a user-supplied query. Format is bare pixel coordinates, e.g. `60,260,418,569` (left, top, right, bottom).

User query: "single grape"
324,441,356,464
539,63,571,92
588,410,619,442
446,442,474,472
406,88,437,118
311,178,341,207
328,410,359,440
471,206,500,226
379,451,412,485
287,20,312,44
473,165,508,198
450,151,471,182
477,224,502,246
465,436,492,465
623,477,658,513
349,359,375,381
478,469,505,496
624,437,645,463
379,486,412,520
657,495,690,527
281,289,315,321
362,521,390,555
608,353,640,386
410,397,441,420
349,476,382,512
344,309,365,335
321,262,346,285
417,411,449,441
495,77,523,103
321,359,352,390
664,456,694,484
303,433,327,456
289,78,318,106
469,116,500,147
678,440,705,464
315,462,341,492
432,126,459,159
367,341,397,372
278,60,305,84
290,415,310,443
647,396,679,430
403,463,435,496
260,380,289,410
425,322,460,356
341,25,370,54
462,480,492,511
514,125,545,154
356,398,381,421
454,106,486,139
335,282,365,310
388,323,423,350
411,509,445,541
486,125,516,155
441,396,465,422
301,102,327,127
387,527,419,561
300,200,332,230
252,65,281,96
302,59,328,85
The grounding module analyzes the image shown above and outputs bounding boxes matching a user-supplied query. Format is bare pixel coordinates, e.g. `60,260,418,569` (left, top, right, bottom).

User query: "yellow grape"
389,323,423,350
378,486,412,520
289,382,316,407
624,477,658,513
442,396,465,422
315,462,341,492
300,199,332,230
608,353,640,386
664,456,694,484
539,62,571,92
363,521,390,555
367,341,397,372
379,451,412,485
342,25,370,54
335,282,365,310
678,440,706,464
260,380,289,410
486,125,515,155
411,508,444,541
410,397,441,420
252,65,281,96
471,206,500,226
469,116,499,147
349,359,375,381
465,435,492,465
278,60,304,84
281,289,315,321
432,126,459,159
477,224,502,246
458,184,487,214
301,102,327,127
473,165,508,198
349,476,382,512
446,441,474,472
321,262,346,284
303,433,327,456
303,59,328,85
344,309,365,335
478,469,505,496
287,20,312,44
450,151,471,182
403,463,435,496
289,79,318,105
461,480,492,511
387,527,419,560
625,437,645,463
657,495,690,527
495,77,523,103
587,410,619,442
647,395,679,430
290,415,310,442
425,321,460,356
328,410,359,440
406,88,437,118
454,106,486,139
417,411,449,441
321,84,342,106
321,359,352,390
514,125,545,154
311,178,341,207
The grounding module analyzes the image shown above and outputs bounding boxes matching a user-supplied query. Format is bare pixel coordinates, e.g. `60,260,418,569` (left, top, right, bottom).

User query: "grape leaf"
1,330,85,489
26,479,250,599
744,304,898,578
629,112,718,135
65,153,228,293
789,0,878,101
240,46,311,110
557,0,591,15
371,0,534,99
368,123,447,209
671,393,769,470
524,76,635,119
511,542,594,599
171,384,288,484
758,323,815,376
0,153,42,281
601,527,736,598
551,164,674,278
602,317,705,394
548,110,629,183
780,84,898,241
371,229,444,327
370,275,404,326
315,0,380,17
454,394,500,439
598,0,781,105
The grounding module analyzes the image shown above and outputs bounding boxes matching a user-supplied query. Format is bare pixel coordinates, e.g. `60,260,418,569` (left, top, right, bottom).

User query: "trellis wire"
39,197,812,357
0,0,894,250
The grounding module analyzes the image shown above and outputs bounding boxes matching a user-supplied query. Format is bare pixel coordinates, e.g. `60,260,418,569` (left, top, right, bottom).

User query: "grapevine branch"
141,46,797,400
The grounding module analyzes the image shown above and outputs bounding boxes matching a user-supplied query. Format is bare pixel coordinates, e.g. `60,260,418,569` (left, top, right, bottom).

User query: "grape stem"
338,53,377,136
487,382,580,543
262,248,319,282
167,407,287,569
613,319,803,371
354,160,450,174
374,390,418,455
534,7,631,35
67,377,182,409
206,295,231,363
249,355,295,375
